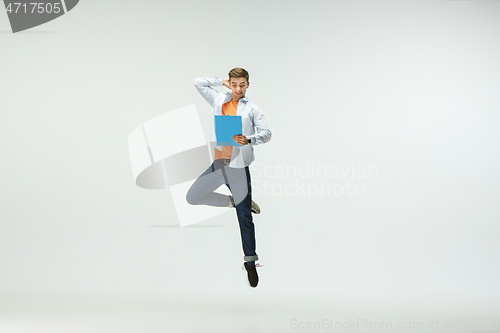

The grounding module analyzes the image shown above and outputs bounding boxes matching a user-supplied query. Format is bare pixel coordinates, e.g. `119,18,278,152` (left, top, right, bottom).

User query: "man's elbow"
264,130,272,143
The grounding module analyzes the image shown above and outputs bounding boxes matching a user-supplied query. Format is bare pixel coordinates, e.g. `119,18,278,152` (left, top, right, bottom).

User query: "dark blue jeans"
186,159,257,261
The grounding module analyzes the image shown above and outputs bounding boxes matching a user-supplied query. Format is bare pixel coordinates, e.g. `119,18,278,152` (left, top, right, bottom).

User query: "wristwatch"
248,138,252,144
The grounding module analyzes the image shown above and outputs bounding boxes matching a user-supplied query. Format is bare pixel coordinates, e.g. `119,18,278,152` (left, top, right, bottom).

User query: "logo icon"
128,105,235,227
3,0,79,33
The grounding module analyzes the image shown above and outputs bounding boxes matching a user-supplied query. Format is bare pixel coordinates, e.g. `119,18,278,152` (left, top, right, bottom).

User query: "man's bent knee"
185,189,200,205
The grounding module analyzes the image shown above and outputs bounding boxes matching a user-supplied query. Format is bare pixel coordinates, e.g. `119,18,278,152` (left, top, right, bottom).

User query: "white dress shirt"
194,77,272,168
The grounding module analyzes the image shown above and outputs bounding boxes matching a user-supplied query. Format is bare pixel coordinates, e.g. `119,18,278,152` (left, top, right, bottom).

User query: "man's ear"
247,81,250,88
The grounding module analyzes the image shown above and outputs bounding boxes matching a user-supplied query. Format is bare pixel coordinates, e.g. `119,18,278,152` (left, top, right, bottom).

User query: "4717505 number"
6,2,63,14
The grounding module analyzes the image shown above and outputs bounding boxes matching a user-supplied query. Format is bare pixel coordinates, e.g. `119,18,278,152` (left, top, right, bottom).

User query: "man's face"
230,77,249,101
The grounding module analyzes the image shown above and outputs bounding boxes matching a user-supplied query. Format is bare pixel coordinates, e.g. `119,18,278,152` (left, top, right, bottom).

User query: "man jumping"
186,67,272,287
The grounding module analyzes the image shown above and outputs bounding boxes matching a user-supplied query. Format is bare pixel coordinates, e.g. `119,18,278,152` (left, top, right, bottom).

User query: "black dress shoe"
243,262,259,288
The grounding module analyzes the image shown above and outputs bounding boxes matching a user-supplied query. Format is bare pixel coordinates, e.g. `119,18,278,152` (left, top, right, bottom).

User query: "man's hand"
233,134,248,145
222,78,230,89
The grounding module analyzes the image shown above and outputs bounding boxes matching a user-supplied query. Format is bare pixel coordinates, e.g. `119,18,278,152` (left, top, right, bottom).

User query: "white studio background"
1,0,499,332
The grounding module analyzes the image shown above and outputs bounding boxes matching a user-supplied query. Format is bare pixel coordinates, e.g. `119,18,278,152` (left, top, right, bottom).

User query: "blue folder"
215,115,243,146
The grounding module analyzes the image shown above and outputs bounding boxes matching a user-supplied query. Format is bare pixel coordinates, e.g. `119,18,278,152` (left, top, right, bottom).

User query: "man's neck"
232,93,246,102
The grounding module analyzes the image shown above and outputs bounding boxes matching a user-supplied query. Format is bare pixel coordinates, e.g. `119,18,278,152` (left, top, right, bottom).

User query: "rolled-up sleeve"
248,107,272,145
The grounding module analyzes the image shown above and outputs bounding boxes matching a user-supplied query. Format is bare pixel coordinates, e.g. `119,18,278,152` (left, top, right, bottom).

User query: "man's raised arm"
194,77,223,106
